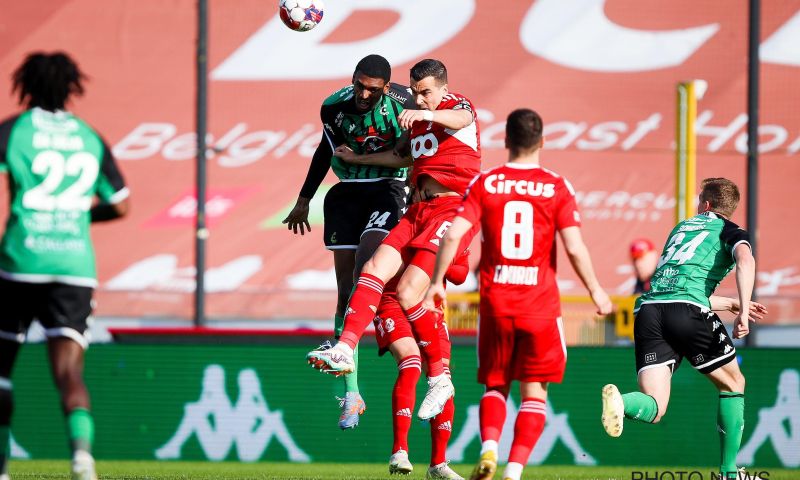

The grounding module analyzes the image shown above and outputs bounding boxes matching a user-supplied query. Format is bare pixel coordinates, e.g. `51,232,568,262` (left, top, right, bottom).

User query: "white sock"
503,462,523,480
335,342,354,356
480,440,498,455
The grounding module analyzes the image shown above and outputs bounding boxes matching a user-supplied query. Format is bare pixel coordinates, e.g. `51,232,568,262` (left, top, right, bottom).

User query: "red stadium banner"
1,0,798,322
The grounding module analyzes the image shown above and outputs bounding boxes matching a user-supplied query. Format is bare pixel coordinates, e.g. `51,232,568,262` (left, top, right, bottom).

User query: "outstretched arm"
558,226,613,315
283,134,332,235
334,145,412,168
398,108,473,130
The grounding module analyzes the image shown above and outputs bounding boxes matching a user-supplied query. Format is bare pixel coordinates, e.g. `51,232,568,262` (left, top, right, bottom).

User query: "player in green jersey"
600,178,769,479
0,52,129,480
282,55,415,429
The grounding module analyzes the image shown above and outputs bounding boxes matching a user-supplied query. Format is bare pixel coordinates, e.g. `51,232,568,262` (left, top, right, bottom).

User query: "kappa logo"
719,333,727,343
438,420,452,432
396,408,412,418
713,320,722,330
155,365,310,462
739,369,800,467
345,306,355,317
448,398,595,465
724,345,733,354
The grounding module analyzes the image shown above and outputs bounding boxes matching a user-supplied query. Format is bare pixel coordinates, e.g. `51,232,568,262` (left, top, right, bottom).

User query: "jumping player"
307,59,482,421
601,178,767,480
424,108,612,480
283,54,415,429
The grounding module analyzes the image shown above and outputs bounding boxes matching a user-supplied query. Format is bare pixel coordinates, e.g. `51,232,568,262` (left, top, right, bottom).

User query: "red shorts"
383,196,466,255
478,315,566,386
374,293,451,360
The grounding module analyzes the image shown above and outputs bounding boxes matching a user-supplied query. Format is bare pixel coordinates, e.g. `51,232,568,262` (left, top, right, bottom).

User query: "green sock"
344,344,359,394
0,425,9,474
66,408,94,454
621,392,658,423
333,314,360,394
334,314,345,338
718,392,745,477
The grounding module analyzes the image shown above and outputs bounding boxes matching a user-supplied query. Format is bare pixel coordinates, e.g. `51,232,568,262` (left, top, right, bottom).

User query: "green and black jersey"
299,83,415,199
636,211,751,311
0,108,128,287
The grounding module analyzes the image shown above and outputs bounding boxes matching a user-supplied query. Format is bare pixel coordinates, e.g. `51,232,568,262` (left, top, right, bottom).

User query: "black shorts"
323,180,407,249
0,278,93,349
634,302,736,375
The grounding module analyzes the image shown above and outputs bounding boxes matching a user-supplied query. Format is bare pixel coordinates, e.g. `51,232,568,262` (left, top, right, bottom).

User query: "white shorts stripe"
694,348,737,371
637,359,676,376
326,245,358,250
0,330,25,343
45,327,89,350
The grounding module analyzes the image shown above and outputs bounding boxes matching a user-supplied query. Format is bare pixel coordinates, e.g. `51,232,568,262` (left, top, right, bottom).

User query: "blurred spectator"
630,238,657,294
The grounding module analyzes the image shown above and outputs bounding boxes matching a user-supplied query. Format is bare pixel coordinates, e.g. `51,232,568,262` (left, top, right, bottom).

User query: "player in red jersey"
307,59,482,421
424,109,613,480
377,249,470,479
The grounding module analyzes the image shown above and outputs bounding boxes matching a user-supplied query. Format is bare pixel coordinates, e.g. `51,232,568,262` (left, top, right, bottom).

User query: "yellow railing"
444,292,637,345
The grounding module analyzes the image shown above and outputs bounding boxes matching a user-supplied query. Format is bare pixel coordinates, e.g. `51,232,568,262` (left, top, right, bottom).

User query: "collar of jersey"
504,162,541,170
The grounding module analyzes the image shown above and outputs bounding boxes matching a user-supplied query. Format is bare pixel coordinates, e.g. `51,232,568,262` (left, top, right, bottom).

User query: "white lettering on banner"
520,0,719,72
212,0,474,80
113,123,177,160
447,397,596,465
105,255,261,293
757,267,800,296
738,369,800,467
761,10,800,67
10,433,30,459
112,110,799,166
575,190,675,223
155,365,311,462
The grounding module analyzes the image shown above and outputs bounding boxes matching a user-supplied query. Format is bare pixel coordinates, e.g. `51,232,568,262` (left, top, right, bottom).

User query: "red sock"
406,303,443,376
392,355,421,453
339,273,385,349
429,396,454,465
508,397,547,465
479,390,507,442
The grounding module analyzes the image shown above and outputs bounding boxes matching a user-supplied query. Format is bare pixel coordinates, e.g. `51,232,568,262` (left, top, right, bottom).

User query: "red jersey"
457,163,581,318
409,93,481,195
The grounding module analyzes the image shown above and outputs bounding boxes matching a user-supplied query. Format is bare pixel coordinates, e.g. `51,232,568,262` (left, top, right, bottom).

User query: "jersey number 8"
501,201,534,260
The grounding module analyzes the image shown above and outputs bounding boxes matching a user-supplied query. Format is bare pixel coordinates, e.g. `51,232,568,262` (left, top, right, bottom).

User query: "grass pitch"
7,461,797,479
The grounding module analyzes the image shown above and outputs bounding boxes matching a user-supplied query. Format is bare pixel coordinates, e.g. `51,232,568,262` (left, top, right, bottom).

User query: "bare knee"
361,257,382,278
728,371,746,393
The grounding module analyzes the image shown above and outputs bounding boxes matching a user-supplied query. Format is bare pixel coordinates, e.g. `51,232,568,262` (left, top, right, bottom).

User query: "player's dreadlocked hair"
506,108,544,155
12,51,86,111
410,59,448,85
354,54,391,83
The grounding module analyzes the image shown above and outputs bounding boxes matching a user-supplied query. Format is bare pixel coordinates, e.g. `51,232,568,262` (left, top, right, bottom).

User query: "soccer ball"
279,0,324,32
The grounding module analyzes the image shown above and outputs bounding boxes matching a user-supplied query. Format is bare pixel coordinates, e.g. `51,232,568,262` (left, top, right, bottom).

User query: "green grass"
7,461,798,480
